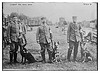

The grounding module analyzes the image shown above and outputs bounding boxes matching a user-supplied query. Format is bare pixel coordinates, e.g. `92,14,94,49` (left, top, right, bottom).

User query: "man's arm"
36,27,40,43
67,24,71,43
23,24,27,34
75,24,81,42
7,23,11,43
23,25,27,44
49,28,53,40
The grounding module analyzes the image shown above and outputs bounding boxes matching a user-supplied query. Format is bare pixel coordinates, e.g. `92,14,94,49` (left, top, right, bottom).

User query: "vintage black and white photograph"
2,2,97,71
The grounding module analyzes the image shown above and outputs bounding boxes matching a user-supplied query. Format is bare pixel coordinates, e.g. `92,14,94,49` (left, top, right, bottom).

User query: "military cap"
72,16,77,19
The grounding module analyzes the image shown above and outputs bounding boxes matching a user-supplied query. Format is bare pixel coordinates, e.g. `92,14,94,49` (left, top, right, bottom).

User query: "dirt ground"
2,25,97,71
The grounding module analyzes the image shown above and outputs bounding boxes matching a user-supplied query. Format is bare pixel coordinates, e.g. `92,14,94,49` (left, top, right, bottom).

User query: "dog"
80,42,92,62
20,44,37,64
51,41,62,62
54,53,61,62
20,45,27,63
52,41,59,60
80,29,93,62
18,37,37,64
82,48,93,62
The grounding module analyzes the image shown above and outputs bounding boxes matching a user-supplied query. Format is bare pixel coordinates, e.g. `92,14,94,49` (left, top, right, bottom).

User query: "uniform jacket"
18,22,27,45
36,25,52,44
19,22,26,35
7,22,20,42
67,22,80,42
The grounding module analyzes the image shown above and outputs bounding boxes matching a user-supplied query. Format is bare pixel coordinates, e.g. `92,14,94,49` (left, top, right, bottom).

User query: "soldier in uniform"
18,20,27,45
36,17,53,63
7,16,20,63
67,16,81,62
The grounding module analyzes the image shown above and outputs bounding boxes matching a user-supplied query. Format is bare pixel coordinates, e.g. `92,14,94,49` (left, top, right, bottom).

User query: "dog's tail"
30,58,43,63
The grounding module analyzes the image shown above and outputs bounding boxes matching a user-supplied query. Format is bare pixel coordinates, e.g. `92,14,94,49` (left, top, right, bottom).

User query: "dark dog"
18,33,37,64
20,45,37,64
19,38,43,64
18,37,37,64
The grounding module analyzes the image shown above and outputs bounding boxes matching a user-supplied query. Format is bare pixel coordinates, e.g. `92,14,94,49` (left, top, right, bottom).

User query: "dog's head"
53,41,60,52
23,47,27,52
54,41,59,48
54,52,62,62
81,41,87,49
84,48,90,54
21,47,28,54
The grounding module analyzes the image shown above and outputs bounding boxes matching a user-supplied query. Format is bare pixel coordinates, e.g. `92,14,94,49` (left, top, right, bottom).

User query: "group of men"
5,15,83,64
36,16,82,63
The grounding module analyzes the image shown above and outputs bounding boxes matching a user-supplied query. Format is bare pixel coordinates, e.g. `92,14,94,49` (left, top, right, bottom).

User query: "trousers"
67,40,79,61
9,41,19,63
40,43,52,62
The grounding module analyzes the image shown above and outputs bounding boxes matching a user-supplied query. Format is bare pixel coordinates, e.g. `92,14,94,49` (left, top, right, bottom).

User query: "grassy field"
2,25,97,71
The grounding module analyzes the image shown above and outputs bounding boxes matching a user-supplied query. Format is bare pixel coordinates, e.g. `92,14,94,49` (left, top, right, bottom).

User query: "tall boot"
67,48,72,62
48,52,53,63
52,52,55,60
73,42,79,61
14,53,18,63
41,52,45,63
9,52,13,63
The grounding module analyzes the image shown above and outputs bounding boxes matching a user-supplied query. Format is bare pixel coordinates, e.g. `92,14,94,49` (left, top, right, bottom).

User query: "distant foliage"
9,12,19,18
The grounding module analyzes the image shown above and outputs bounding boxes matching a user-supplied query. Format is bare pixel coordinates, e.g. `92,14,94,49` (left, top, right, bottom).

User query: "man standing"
18,20,27,45
7,16,20,63
67,16,80,62
36,17,53,63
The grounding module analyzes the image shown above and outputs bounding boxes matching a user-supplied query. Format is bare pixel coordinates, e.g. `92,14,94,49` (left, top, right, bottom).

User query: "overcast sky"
3,2,97,23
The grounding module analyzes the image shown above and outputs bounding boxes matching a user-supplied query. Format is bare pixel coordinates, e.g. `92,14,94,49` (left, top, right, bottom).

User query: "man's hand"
8,39,11,43
67,39,69,43
67,43,69,49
